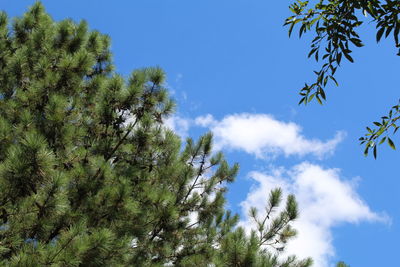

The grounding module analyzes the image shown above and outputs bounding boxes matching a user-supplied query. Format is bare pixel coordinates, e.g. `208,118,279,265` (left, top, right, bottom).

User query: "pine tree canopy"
0,3,313,266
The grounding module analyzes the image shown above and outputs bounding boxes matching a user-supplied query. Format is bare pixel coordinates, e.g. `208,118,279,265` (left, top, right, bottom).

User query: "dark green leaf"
337,52,342,65
288,22,295,37
364,146,369,156
376,27,385,42
388,138,396,150
343,52,354,63
379,136,387,145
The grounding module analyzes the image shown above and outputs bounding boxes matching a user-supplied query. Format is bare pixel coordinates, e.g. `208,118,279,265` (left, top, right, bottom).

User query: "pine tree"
0,3,311,266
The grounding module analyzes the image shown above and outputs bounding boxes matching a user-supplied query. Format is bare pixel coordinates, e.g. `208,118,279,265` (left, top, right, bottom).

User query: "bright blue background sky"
2,1,399,266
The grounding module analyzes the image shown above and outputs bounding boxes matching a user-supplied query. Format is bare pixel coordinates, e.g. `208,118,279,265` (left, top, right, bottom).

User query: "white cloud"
195,114,216,128
164,115,191,139
195,113,345,159
165,112,387,266
239,162,388,267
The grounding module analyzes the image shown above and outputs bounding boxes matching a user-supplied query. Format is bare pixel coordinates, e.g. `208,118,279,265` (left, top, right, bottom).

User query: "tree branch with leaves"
285,0,400,157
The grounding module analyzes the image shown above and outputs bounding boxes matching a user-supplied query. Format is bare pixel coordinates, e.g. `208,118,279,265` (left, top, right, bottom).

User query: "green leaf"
299,23,306,37
350,38,364,47
299,97,306,105
330,75,338,86
288,22,295,37
308,93,315,103
308,47,318,58
385,26,393,38
376,27,385,42
364,146,369,156
343,52,354,63
316,95,323,105
388,137,396,150
319,88,326,100
337,52,342,65
379,136,387,144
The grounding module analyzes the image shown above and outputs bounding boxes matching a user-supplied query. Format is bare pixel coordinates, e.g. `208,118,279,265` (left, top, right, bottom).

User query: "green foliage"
0,2,311,266
249,189,298,250
285,0,400,157
336,261,350,267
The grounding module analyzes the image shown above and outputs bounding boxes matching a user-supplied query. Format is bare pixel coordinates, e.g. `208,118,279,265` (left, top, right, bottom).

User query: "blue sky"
2,1,400,266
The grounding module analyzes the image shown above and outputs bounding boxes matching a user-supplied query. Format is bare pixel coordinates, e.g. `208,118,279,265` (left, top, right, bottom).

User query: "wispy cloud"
239,163,389,267
195,113,345,159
